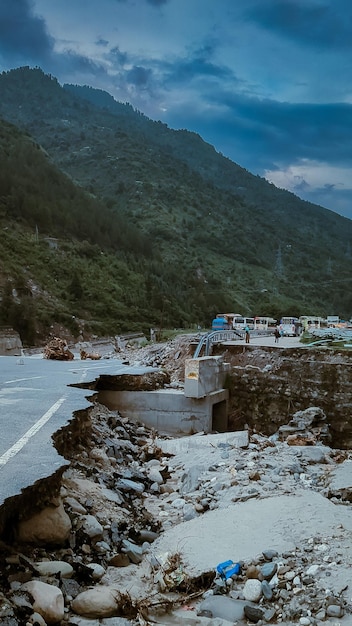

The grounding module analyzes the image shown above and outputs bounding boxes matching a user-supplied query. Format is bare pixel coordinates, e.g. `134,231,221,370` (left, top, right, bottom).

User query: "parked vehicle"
279,316,300,336
253,316,277,331
211,313,243,330
232,315,255,330
299,316,326,331
211,315,232,330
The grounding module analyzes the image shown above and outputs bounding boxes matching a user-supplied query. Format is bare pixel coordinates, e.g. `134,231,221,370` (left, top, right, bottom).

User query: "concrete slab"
152,491,352,582
157,430,249,459
98,387,229,435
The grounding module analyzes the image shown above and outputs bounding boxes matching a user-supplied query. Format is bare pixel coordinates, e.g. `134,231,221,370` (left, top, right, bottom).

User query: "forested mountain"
0,67,351,344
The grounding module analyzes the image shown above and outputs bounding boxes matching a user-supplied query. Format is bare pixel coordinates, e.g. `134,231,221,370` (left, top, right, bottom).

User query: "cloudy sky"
1,0,352,219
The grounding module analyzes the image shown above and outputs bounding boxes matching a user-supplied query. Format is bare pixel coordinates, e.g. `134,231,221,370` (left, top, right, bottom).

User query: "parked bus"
212,313,254,331
279,316,300,336
299,316,326,331
253,317,277,331
211,315,231,330
232,315,255,331
211,313,241,330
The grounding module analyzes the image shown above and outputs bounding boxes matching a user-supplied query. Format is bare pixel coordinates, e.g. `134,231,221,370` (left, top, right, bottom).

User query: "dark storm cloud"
160,43,235,89
96,38,109,47
169,56,231,83
212,89,352,163
167,88,352,173
53,50,107,76
109,46,128,66
126,65,153,87
0,0,54,62
246,0,352,48
0,0,110,82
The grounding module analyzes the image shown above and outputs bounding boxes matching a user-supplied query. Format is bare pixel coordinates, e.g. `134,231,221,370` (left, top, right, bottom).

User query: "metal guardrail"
193,330,244,358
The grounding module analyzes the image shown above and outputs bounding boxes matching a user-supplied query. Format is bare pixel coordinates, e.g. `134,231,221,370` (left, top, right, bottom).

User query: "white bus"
232,315,255,331
279,316,299,336
253,317,277,331
299,316,326,331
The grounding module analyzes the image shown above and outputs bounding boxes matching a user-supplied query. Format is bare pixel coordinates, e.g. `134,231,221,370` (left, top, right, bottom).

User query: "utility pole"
275,245,284,277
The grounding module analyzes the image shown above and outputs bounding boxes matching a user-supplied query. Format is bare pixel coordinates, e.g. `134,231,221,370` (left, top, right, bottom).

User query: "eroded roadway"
0,354,154,507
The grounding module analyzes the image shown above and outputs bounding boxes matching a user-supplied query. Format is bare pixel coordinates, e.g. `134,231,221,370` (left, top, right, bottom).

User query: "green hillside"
0,67,351,344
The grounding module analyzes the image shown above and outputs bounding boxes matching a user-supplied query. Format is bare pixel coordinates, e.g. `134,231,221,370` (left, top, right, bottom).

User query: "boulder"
34,560,74,578
21,580,64,624
17,501,71,545
71,587,120,618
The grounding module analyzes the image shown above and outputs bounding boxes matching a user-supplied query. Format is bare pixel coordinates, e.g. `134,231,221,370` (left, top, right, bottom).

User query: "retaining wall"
221,346,352,449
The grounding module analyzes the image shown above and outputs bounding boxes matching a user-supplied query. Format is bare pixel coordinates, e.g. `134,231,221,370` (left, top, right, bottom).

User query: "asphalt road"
226,334,304,348
0,354,149,506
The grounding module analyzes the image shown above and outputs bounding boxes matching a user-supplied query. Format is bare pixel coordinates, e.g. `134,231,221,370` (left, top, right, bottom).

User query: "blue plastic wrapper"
216,560,241,579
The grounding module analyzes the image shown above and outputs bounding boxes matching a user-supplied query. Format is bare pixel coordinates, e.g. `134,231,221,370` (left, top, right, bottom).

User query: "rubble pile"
1,399,352,626
43,338,74,361
121,333,200,383
79,348,102,360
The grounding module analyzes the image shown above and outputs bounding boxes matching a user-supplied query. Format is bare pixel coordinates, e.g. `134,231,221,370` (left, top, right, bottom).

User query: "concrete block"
98,387,229,436
184,356,230,398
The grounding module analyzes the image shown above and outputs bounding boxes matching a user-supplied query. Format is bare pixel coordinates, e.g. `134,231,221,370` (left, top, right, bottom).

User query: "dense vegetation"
0,67,351,345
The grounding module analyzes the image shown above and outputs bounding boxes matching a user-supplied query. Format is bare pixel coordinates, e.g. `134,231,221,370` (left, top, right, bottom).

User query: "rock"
170,498,186,509
100,487,124,505
108,554,130,567
94,541,111,554
261,580,273,599
17,502,71,545
244,605,264,623
298,447,329,464
260,562,277,579
71,587,119,618
21,581,64,624
138,530,159,543
243,578,262,602
34,560,74,578
64,497,87,514
27,612,47,626
263,607,276,622
305,564,319,576
183,503,198,521
115,478,145,494
81,515,104,540
121,539,143,564
326,604,343,618
60,577,81,599
85,563,106,580
198,596,248,621
148,468,164,484
262,549,279,560
246,565,260,579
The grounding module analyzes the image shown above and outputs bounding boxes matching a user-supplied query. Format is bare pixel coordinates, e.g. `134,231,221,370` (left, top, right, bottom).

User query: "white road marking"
4,376,43,384
0,396,66,467
69,364,117,373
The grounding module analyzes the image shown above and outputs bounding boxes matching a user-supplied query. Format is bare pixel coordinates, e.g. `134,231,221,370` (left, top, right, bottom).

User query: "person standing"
245,325,250,343
274,327,280,343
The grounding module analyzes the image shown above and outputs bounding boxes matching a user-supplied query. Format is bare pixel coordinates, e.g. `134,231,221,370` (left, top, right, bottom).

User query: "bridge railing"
193,329,244,358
